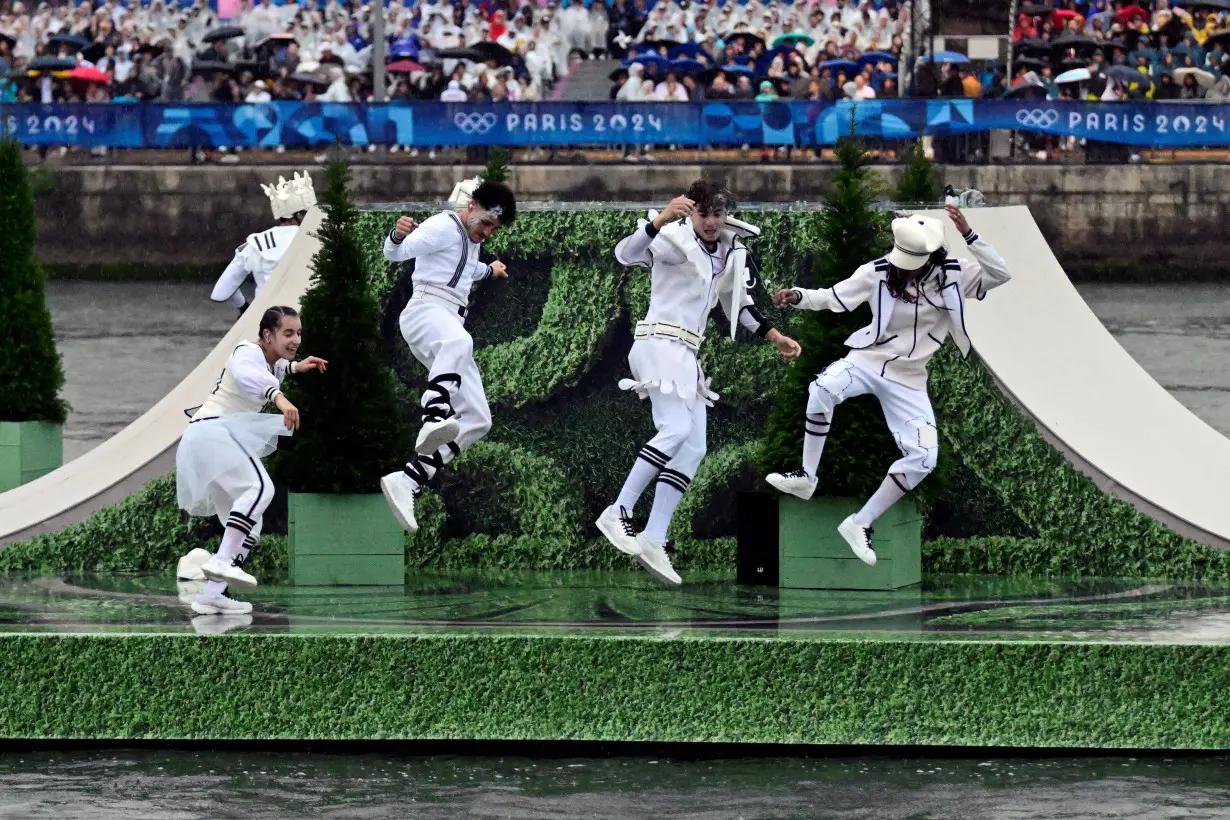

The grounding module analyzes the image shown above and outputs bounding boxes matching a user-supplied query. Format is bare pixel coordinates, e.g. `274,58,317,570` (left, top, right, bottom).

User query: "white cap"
886,214,945,271
261,170,317,220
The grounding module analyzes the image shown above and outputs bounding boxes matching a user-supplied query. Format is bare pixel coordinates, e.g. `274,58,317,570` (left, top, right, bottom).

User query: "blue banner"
4,100,1230,148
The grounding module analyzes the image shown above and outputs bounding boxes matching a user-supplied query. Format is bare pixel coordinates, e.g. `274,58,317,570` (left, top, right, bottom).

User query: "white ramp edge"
0,207,324,547
931,205,1230,551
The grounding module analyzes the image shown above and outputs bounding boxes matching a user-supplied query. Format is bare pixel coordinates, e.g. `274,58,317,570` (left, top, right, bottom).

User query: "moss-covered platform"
3,570,1228,749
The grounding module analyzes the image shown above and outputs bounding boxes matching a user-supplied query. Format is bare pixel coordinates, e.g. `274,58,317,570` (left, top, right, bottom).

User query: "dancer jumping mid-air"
765,206,1010,565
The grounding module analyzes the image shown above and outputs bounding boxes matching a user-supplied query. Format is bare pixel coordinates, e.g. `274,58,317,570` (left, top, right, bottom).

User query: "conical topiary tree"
895,139,938,205
0,137,66,424
760,127,899,498
480,147,511,183
271,160,409,493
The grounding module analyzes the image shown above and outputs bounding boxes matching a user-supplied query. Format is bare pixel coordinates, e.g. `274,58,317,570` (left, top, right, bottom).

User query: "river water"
42,281,1230,462
27,281,1230,818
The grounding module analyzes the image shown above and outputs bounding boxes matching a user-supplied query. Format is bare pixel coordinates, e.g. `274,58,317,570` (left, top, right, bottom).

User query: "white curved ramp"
0,207,323,546
933,205,1230,550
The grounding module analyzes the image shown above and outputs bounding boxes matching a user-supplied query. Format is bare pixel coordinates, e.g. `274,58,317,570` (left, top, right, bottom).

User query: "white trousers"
399,299,492,462
808,358,939,490
644,386,708,481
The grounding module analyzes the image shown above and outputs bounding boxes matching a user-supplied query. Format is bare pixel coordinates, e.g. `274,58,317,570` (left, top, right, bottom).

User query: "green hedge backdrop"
4,206,1228,582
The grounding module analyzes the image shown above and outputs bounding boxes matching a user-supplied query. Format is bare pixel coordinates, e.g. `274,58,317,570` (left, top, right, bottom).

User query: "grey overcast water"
23,280,1230,819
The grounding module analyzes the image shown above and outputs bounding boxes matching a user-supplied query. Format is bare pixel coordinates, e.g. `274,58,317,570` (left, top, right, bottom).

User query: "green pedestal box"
287,493,406,586
0,422,63,494
778,496,922,590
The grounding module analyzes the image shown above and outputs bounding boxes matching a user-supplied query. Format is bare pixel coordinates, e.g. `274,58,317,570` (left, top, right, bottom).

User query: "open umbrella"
1014,56,1051,71
1051,9,1083,25
1108,64,1152,87
722,32,766,52
47,33,89,53
1204,30,1230,50
640,39,682,52
291,70,331,86
257,32,296,51
1174,66,1216,88
918,50,970,64
1049,34,1098,52
669,58,706,74
27,56,77,72
858,50,897,66
203,26,245,43
1055,67,1092,84
1018,3,1052,15
1005,81,1048,99
818,59,860,73
720,63,755,76
68,65,112,83
0,30,15,47
773,32,814,48
668,43,706,59
435,46,486,63
135,42,166,58
623,52,666,67
463,40,515,67
385,59,425,74
1013,37,1051,55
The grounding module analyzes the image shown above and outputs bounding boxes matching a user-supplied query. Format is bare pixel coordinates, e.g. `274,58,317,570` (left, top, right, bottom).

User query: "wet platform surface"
3,571,1230,644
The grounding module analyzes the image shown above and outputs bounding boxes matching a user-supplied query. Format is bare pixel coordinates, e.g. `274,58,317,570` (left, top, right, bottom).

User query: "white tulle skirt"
618,338,719,408
175,413,292,518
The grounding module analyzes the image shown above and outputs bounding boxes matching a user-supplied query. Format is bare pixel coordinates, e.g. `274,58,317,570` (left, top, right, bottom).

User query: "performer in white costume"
597,181,802,586
209,172,317,317
379,179,518,533
174,306,327,617
765,206,1010,566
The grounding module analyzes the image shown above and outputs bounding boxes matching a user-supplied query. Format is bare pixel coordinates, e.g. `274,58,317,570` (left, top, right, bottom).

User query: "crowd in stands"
1001,0,1230,100
0,0,911,105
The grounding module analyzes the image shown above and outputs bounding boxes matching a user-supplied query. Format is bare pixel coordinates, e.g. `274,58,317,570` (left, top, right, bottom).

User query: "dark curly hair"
885,248,949,303
471,180,517,226
685,179,736,215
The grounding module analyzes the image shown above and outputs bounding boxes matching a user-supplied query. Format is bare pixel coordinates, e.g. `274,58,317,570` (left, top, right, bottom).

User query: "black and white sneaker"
596,505,643,556
766,469,818,500
837,515,877,566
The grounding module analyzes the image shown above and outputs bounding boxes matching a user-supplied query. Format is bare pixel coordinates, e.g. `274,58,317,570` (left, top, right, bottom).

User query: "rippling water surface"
2,750,1230,820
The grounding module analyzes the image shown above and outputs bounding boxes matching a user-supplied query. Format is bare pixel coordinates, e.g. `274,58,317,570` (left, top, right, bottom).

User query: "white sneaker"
837,515,877,566
596,505,642,556
176,547,212,581
191,592,253,615
380,471,420,533
766,469,818,501
634,534,683,586
191,614,252,635
200,554,258,589
415,417,460,455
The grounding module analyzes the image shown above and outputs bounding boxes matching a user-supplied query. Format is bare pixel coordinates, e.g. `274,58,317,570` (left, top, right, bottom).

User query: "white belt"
634,320,704,353
410,284,469,318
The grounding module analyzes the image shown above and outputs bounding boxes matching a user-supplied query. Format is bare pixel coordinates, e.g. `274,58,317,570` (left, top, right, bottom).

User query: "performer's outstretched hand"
297,356,328,373
393,215,418,241
274,394,301,430
489,261,508,280
945,205,970,235
767,330,802,362
773,289,800,307
653,195,695,229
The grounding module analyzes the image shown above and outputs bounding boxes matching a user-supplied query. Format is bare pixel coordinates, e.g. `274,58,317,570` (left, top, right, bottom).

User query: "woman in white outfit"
597,182,802,586
175,306,328,616
379,180,517,535
765,206,1011,566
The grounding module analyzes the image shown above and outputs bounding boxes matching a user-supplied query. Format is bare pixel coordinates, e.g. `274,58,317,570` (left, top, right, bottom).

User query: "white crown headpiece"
262,171,317,221
447,175,483,209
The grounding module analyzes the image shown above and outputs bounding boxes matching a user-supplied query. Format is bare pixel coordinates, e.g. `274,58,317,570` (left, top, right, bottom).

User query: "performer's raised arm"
772,264,879,313
384,215,454,262
614,195,694,268
946,206,1011,299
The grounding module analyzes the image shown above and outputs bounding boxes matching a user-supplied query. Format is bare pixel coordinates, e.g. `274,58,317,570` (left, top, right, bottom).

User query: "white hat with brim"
887,214,946,270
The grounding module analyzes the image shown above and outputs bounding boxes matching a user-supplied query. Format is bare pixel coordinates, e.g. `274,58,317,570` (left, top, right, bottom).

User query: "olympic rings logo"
454,112,498,134
1015,109,1060,127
